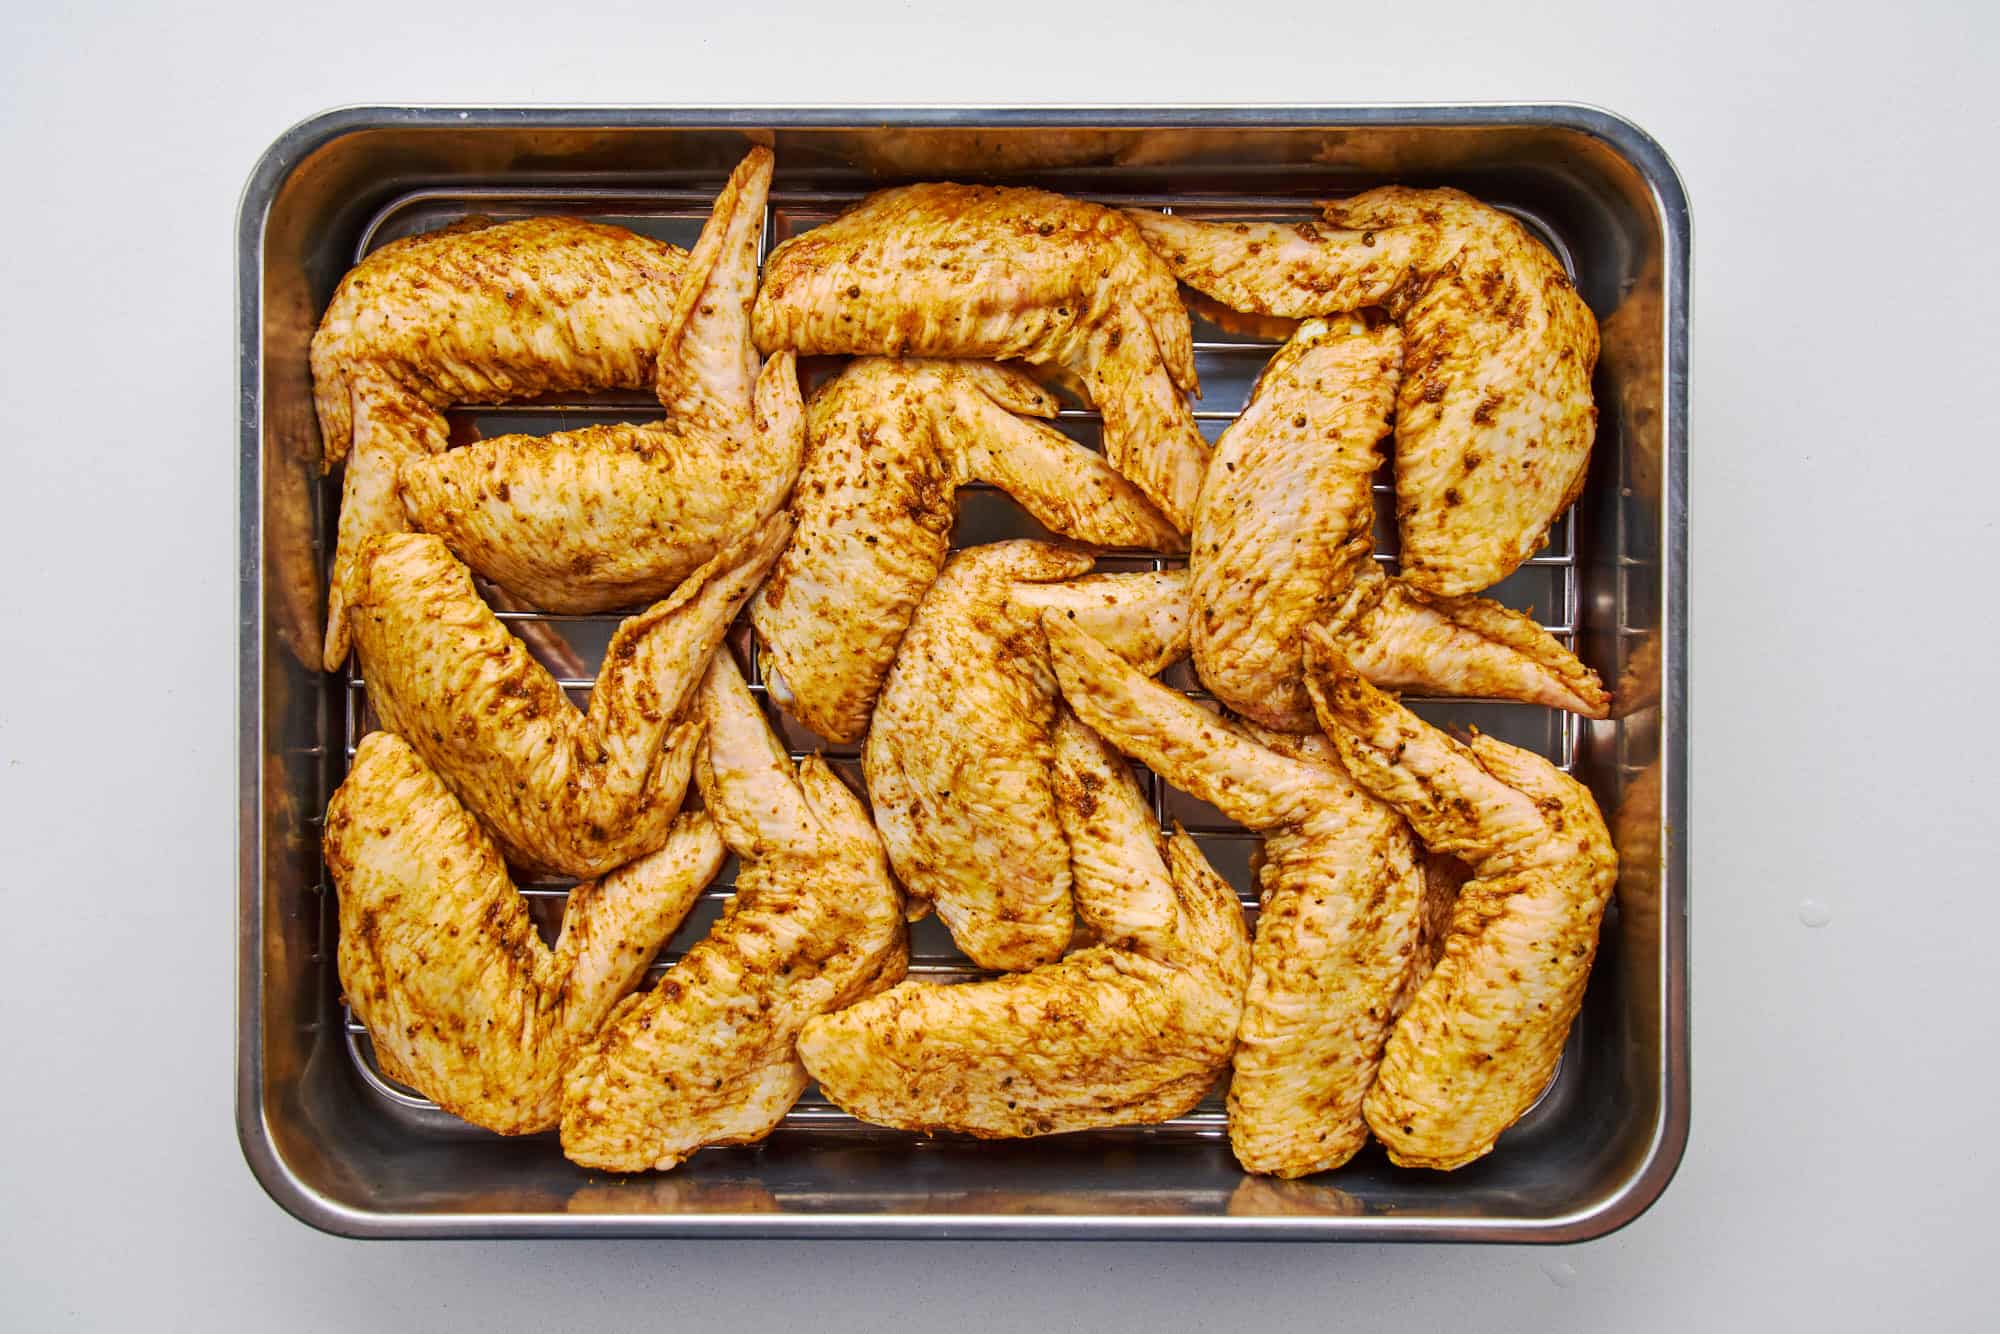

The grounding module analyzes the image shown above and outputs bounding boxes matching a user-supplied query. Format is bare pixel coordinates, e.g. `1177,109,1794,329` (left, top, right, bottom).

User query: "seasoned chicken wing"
324,731,725,1135
753,356,1180,743
863,543,1189,970
1191,317,1607,726
1190,317,1399,728
798,716,1248,1138
342,515,788,878
1045,615,1423,1177
1130,188,1599,595
1304,630,1616,1170
559,653,906,1172
752,183,1211,530
313,215,689,668
399,149,806,615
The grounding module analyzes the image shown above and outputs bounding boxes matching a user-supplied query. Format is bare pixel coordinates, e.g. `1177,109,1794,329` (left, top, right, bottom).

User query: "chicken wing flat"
1130,188,1599,595
1191,317,1607,725
313,216,689,668
324,731,725,1134
751,183,1211,530
753,356,1180,743
863,542,1189,970
399,149,806,615
1304,630,1616,1170
1045,614,1423,1177
342,515,788,878
798,716,1248,1138
559,653,906,1172
1191,317,1400,729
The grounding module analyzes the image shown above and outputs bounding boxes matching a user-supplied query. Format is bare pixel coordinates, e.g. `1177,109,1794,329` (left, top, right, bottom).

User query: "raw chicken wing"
1045,614,1423,1177
1130,188,1599,594
313,216,688,667
559,652,906,1172
341,515,788,877
753,356,1179,743
863,542,1188,970
324,731,725,1134
1304,630,1616,1169
799,714,1248,1138
399,149,805,614
752,183,1211,530
1191,316,1605,726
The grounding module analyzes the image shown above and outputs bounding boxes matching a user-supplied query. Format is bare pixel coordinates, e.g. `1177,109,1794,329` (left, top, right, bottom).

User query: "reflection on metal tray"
238,106,1688,1241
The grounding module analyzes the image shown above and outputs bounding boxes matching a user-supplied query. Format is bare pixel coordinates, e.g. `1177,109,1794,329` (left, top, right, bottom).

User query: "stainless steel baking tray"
237,106,1688,1240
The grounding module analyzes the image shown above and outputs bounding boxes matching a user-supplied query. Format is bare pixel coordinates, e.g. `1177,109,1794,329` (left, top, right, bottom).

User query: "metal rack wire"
322,184,1597,1132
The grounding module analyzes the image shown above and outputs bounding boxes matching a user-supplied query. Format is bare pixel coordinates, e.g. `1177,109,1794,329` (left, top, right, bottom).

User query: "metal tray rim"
236,102,1690,1242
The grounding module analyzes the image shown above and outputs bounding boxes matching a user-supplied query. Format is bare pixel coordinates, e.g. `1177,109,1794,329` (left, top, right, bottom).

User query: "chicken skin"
323,731,725,1135
342,515,788,878
752,356,1180,743
863,542,1189,970
559,652,907,1172
312,216,689,668
1304,630,1617,1170
399,149,806,616
1191,317,1606,727
751,183,1211,531
1045,615,1423,1178
798,714,1249,1139
1051,708,1179,957
1130,188,1599,595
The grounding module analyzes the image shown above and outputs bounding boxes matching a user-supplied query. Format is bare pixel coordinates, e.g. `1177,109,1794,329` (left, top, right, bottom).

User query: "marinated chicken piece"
1190,317,1399,728
313,216,689,668
400,149,806,614
324,731,725,1135
1130,188,1599,595
863,543,1189,970
1304,630,1616,1170
342,515,788,878
752,183,1211,530
753,357,1180,743
1051,708,1178,957
1045,615,1423,1177
559,653,906,1172
1191,317,1606,725
1320,566,1609,718
798,716,1248,1138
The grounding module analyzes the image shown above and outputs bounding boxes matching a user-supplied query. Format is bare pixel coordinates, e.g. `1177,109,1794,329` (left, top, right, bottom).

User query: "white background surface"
2,0,1994,1327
